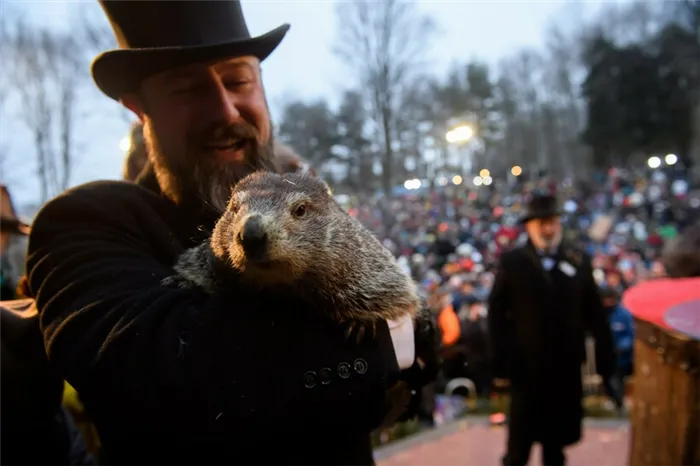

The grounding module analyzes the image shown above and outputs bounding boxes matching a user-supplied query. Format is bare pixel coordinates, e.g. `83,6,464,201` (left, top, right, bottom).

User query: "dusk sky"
0,0,611,213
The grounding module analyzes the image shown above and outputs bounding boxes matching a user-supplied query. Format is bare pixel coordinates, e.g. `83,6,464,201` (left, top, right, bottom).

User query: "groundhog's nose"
238,215,268,256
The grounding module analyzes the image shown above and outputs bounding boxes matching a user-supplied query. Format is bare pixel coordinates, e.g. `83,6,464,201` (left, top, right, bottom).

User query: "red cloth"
622,277,700,330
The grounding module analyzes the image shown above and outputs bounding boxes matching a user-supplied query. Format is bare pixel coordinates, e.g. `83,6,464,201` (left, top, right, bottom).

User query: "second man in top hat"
487,192,617,466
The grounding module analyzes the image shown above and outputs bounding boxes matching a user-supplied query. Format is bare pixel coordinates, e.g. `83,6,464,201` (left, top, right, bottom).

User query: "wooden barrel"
623,278,700,466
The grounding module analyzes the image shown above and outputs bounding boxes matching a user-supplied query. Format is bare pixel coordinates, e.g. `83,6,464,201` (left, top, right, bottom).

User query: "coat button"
319,367,333,385
303,371,317,388
353,358,368,375
337,362,351,379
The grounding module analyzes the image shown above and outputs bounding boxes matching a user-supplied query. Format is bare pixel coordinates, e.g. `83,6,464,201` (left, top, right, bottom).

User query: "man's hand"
383,310,440,426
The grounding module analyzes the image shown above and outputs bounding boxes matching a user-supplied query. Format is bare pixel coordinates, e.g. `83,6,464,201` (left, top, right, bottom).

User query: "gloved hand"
389,309,441,425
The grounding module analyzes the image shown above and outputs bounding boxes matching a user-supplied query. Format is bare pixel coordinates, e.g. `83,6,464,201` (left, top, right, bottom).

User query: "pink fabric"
622,277,700,330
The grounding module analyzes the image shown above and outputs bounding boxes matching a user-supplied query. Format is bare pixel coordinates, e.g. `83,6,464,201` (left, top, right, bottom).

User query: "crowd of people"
339,164,698,411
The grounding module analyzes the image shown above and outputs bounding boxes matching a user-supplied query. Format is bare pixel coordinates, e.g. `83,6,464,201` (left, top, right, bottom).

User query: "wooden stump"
628,318,700,466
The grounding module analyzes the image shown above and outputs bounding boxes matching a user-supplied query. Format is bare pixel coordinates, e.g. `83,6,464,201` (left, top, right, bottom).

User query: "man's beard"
144,119,277,213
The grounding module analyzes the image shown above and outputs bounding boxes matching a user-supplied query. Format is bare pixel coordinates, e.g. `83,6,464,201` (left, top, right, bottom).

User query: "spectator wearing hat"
1,185,29,300
487,192,616,466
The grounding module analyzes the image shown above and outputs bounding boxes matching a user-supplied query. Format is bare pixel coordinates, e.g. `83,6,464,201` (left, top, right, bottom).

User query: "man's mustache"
194,122,259,146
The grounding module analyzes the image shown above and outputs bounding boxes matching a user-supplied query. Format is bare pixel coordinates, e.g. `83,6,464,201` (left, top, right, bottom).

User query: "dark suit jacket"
487,241,616,446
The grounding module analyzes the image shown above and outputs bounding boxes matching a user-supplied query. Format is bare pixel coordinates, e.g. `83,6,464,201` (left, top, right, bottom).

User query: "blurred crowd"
5,149,697,403
339,164,698,414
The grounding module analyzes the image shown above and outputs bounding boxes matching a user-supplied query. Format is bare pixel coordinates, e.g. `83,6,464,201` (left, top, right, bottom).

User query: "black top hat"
519,192,562,224
91,0,290,101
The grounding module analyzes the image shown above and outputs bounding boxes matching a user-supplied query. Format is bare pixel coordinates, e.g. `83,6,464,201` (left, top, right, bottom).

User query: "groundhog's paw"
344,321,377,344
161,275,196,290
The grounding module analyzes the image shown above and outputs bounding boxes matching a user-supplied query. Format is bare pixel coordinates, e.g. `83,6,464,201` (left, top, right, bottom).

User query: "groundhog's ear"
273,151,317,176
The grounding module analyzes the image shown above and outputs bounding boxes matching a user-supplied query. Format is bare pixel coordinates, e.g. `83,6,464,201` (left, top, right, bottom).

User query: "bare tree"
334,0,436,193
0,5,29,191
494,49,549,175
2,10,109,202
71,4,138,127
4,19,54,202
75,3,117,54
0,20,10,186
46,33,84,191
541,17,590,173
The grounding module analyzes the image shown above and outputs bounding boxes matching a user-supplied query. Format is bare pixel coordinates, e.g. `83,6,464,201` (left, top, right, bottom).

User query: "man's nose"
207,77,241,123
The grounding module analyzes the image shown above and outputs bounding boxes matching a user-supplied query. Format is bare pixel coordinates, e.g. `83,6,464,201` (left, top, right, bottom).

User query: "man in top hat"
22,2,420,464
487,192,616,466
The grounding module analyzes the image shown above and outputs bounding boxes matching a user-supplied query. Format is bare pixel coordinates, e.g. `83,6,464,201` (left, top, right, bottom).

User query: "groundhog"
163,170,420,339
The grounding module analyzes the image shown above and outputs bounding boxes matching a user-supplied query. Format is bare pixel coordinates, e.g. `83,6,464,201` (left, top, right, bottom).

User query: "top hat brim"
91,24,290,101
519,208,564,224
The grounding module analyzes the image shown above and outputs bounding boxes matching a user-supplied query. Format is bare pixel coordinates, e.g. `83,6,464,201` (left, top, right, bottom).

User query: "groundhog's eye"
293,204,307,218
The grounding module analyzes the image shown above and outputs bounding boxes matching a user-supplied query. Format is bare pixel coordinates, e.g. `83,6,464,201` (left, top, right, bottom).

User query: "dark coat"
23,168,403,465
1,299,93,466
487,241,616,447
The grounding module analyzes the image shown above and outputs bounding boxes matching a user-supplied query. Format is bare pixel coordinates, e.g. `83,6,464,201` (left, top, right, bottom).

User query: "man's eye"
225,79,251,89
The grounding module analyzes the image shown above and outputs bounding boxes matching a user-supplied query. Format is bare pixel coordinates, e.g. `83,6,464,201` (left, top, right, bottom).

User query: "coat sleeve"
580,255,617,379
487,253,513,379
25,182,397,434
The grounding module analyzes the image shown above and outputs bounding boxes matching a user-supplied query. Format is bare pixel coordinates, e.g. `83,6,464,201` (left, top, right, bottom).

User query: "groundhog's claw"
161,275,196,290
344,321,378,344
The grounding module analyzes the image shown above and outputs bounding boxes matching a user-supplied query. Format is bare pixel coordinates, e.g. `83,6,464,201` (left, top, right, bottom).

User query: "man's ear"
120,93,146,122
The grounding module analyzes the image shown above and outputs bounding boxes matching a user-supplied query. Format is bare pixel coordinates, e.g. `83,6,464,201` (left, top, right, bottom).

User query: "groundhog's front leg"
160,243,218,293
161,274,199,290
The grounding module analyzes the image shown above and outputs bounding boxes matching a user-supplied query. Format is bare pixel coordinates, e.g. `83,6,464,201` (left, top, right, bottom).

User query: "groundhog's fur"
164,171,420,329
